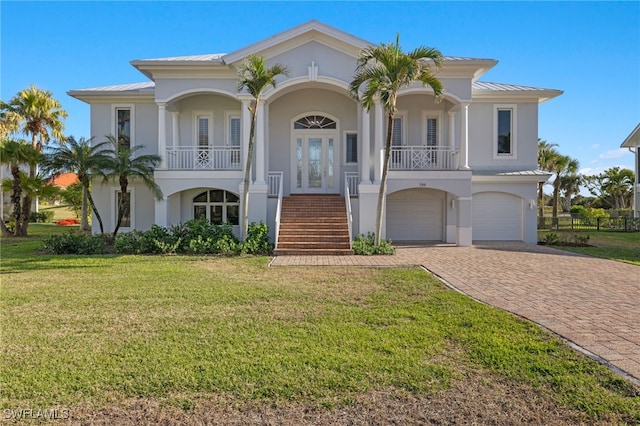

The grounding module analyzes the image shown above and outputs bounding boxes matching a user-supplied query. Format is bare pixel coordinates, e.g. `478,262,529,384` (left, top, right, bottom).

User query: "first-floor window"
116,191,131,228
193,190,239,225
345,132,358,164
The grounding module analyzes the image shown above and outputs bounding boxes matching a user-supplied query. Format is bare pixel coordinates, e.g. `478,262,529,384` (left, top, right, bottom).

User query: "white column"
460,103,470,170
360,106,371,184
157,103,166,169
448,110,456,169
374,101,384,183
255,100,266,184
241,99,251,181
154,197,168,227
171,112,179,147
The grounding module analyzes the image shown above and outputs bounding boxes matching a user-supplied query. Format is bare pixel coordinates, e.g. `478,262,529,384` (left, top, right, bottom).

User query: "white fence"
165,146,241,170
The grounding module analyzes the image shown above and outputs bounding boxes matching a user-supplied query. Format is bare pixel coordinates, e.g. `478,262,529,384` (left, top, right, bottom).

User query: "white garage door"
387,189,443,241
473,192,523,241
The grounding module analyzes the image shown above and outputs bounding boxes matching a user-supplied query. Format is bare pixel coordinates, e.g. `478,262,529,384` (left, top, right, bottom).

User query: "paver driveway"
271,242,640,383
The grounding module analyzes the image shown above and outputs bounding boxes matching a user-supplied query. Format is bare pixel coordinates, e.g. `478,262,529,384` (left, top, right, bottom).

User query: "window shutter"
392,117,402,147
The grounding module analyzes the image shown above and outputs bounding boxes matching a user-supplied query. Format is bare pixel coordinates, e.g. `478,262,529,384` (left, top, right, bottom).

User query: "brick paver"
271,242,640,383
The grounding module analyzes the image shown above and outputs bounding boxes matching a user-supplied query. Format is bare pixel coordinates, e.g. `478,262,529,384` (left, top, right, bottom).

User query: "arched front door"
291,114,339,194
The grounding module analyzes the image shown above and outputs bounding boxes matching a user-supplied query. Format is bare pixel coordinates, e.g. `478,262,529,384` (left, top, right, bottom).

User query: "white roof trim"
223,20,372,64
621,123,640,148
473,81,563,103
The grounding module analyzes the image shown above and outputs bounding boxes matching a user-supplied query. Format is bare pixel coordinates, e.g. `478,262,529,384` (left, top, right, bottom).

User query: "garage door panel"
387,190,443,241
473,192,522,241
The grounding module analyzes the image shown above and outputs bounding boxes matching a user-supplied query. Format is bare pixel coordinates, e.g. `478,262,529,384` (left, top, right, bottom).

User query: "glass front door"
294,135,336,193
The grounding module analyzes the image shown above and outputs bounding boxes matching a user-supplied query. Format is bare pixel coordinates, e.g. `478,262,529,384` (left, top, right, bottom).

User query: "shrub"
43,232,106,255
29,210,55,223
540,232,559,245
539,231,590,246
60,183,82,219
352,233,395,255
241,221,273,255
56,218,79,226
579,208,609,225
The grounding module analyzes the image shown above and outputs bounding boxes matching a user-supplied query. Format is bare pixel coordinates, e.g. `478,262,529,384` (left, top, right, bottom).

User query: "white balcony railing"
165,146,242,170
389,146,456,170
345,172,359,196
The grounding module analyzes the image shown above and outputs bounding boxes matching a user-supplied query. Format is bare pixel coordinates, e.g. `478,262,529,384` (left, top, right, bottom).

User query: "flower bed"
56,218,79,226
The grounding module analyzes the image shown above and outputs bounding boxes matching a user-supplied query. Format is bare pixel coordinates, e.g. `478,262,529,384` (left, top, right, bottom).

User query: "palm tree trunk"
113,180,128,238
552,177,560,221
80,183,91,233
374,113,394,246
87,191,104,234
20,195,32,237
242,104,258,240
0,219,11,238
10,166,23,237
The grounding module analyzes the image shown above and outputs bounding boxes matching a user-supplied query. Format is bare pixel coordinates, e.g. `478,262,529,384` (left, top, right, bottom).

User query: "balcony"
165,146,242,170
389,146,457,171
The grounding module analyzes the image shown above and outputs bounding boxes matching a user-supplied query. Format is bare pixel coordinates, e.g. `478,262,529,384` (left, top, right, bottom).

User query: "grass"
39,203,77,221
1,224,639,422
538,229,640,265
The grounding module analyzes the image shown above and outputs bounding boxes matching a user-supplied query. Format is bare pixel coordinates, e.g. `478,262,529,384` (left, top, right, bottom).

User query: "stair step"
276,195,352,256
274,248,354,256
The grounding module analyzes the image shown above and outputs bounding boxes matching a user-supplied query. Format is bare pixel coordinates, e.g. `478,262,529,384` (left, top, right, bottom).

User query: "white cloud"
598,148,631,160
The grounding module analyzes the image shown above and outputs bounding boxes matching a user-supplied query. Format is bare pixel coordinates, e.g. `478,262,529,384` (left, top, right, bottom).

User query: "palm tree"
350,35,443,245
101,135,162,237
559,173,582,212
0,139,42,236
601,167,634,209
0,85,68,153
237,55,289,240
537,139,559,218
549,154,579,221
43,136,111,233
1,85,68,228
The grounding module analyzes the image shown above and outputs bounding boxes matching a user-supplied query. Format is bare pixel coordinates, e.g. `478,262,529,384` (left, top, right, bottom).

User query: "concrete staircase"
274,194,353,256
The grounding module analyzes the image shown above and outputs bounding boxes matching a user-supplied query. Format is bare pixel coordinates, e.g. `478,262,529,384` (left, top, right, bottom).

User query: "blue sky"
2,1,639,183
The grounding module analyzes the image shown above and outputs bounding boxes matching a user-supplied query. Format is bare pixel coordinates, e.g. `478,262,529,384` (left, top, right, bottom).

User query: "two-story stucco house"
620,123,640,218
68,20,562,250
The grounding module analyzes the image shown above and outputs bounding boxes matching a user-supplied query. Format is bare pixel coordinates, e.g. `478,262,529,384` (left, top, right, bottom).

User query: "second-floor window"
197,116,210,148
425,117,438,147
495,105,517,158
229,115,241,164
114,105,133,149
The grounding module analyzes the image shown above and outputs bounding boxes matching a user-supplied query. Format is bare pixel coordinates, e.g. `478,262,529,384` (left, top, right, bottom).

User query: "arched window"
294,115,336,129
193,189,239,225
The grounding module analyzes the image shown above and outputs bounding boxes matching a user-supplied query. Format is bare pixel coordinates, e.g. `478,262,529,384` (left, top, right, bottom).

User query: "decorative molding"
308,61,319,81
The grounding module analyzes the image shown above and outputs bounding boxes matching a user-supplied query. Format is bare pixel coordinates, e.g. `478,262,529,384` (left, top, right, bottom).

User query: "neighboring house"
68,20,562,246
49,172,79,189
620,123,640,218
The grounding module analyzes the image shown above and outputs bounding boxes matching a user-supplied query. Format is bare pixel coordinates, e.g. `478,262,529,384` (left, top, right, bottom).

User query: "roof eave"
621,123,640,148
473,89,564,103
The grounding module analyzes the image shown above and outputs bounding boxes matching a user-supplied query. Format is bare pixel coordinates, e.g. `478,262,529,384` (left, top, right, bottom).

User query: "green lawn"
1,225,639,422
538,229,640,265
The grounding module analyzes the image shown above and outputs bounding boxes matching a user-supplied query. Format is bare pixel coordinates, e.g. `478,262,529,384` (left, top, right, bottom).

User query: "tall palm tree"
0,139,42,236
549,154,579,221
101,135,162,237
350,35,443,245
537,139,559,218
0,85,68,153
43,136,111,233
1,86,68,226
237,55,289,240
559,173,582,212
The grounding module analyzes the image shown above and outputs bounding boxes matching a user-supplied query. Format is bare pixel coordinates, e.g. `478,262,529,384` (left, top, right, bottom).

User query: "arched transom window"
193,189,239,225
294,115,336,129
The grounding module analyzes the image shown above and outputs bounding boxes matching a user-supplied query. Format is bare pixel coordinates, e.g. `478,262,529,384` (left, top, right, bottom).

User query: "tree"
101,135,162,237
549,154,579,221
537,139,559,218
0,139,42,236
350,35,443,245
1,85,68,229
559,173,582,212
237,55,289,240
584,167,634,209
0,85,68,153
43,136,111,233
